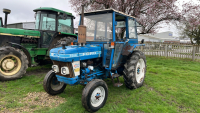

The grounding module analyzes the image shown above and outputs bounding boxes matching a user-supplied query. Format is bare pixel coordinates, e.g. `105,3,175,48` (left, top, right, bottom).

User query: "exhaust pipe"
78,5,86,45
3,8,11,28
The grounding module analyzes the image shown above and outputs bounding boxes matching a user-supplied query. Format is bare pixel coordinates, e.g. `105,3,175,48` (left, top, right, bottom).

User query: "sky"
0,0,198,37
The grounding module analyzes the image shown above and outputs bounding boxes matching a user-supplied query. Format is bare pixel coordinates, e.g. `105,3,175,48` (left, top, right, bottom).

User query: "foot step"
111,75,123,87
114,83,123,87
112,74,120,78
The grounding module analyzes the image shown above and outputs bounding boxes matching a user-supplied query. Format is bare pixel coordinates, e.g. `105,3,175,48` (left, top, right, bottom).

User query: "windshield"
58,17,73,33
35,12,56,31
84,13,112,41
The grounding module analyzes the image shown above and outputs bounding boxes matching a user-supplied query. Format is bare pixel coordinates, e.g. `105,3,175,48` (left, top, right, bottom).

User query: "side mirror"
58,13,68,20
34,13,36,19
140,39,144,44
0,17,3,27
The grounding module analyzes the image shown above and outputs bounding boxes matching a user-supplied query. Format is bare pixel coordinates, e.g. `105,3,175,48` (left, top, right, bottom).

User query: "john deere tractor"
43,7,147,112
0,8,77,81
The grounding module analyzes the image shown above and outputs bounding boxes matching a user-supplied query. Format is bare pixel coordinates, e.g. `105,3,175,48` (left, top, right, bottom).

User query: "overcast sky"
0,0,198,37
0,0,80,25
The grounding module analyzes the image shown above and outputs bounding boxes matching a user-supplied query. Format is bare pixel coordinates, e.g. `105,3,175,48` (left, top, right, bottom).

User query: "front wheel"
82,79,108,112
43,70,66,95
123,51,146,89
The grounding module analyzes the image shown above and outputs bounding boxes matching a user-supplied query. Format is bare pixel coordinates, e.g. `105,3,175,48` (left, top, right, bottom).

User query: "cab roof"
34,7,74,17
80,8,136,19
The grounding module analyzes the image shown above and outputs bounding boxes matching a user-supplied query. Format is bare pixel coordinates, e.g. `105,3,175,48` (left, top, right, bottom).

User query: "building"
7,22,35,29
138,31,180,43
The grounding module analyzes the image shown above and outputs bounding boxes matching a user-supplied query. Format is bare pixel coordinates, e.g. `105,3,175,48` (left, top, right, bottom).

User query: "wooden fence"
136,42,200,61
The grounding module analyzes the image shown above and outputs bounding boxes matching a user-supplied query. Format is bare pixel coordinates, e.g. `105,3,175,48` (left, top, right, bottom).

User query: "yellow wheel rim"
0,55,22,76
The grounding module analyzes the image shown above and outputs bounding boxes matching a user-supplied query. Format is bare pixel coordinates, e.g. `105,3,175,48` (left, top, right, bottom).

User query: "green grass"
0,56,200,113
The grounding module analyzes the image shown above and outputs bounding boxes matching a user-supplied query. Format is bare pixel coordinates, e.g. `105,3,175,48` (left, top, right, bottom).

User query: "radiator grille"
52,61,74,78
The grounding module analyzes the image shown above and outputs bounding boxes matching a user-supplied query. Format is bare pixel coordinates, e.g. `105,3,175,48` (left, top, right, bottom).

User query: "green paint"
0,27,40,37
21,43,48,64
33,7,74,17
61,32,77,37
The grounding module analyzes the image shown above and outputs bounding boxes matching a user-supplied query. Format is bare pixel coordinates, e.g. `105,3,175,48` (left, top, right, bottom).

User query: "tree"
178,1,200,45
69,0,181,34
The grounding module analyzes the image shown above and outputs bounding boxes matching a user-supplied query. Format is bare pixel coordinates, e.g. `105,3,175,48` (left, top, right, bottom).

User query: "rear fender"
122,43,145,56
7,42,32,67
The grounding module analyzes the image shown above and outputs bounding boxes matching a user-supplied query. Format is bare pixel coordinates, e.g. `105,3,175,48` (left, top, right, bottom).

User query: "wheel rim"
90,86,105,107
135,58,145,83
0,55,22,76
50,76,65,91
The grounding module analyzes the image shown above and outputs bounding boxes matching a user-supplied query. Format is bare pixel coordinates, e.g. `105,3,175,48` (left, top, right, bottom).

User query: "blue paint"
112,12,116,41
125,17,129,38
50,45,102,62
85,68,90,74
48,9,145,86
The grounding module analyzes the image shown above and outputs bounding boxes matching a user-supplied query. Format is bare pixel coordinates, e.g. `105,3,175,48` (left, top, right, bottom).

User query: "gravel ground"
1,92,66,113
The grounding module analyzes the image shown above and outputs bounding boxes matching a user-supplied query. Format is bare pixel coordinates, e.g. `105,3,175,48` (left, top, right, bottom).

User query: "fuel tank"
50,45,102,62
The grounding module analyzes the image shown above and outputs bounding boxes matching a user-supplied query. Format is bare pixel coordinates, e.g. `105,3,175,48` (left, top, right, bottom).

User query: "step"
112,74,120,78
113,83,123,87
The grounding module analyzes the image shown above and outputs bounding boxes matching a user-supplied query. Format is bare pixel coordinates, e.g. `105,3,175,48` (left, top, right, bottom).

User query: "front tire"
123,51,146,89
0,46,28,81
43,70,66,95
82,79,108,112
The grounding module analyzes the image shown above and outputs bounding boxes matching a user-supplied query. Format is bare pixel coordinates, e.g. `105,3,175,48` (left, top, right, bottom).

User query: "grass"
0,56,200,113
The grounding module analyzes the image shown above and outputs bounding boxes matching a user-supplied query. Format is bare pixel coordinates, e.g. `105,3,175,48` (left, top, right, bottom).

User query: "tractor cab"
81,9,143,70
33,7,76,47
34,7,74,33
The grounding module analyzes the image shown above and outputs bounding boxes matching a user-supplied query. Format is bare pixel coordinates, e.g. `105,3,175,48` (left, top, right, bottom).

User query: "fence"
136,42,200,61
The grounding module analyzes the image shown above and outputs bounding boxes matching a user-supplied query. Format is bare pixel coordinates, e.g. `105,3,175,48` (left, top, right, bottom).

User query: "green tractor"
0,8,77,81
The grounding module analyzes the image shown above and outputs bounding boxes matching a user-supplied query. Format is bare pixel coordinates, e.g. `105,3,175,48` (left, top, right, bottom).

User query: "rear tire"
123,51,146,89
82,79,108,112
0,46,28,81
43,70,66,95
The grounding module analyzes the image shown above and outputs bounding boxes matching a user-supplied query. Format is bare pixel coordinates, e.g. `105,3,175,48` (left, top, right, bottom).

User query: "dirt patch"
1,92,66,113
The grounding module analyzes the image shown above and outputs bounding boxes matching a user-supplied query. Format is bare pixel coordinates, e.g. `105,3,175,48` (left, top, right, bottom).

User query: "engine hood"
50,45,102,62
0,27,40,38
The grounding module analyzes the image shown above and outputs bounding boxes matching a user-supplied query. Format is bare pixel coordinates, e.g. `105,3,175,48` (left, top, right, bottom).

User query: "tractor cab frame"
80,9,144,70
33,7,76,48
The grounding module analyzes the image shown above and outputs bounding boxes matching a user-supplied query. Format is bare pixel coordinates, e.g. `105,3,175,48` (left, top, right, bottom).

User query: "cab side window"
128,19,137,39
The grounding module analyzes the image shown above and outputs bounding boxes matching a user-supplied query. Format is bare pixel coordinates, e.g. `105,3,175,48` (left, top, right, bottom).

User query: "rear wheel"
123,51,146,89
82,79,108,112
0,46,28,81
43,70,66,95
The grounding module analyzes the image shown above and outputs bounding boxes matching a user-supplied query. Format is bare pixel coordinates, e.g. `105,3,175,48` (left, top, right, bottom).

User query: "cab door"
103,13,129,70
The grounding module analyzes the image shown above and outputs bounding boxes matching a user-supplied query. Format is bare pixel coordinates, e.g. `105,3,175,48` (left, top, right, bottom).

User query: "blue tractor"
43,8,146,112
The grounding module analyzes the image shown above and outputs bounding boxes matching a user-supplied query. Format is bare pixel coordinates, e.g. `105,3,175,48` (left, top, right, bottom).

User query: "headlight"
61,67,69,75
52,65,59,73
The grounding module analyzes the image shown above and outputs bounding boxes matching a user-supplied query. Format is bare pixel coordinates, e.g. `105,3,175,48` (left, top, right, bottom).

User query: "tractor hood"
50,45,102,62
0,27,40,38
